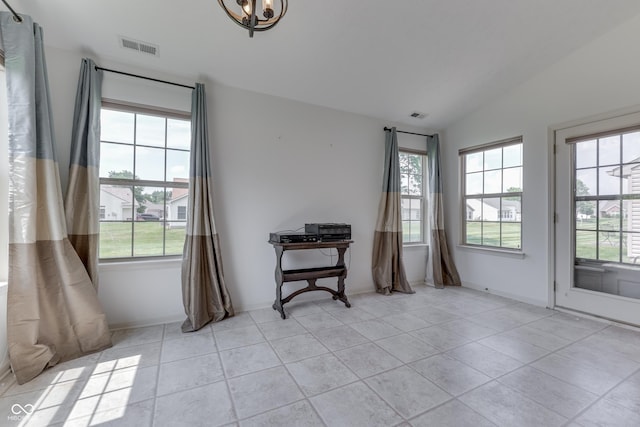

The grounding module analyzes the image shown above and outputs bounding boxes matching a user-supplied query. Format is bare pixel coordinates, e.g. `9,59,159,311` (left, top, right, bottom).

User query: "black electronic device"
269,232,318,244
305,223,351,241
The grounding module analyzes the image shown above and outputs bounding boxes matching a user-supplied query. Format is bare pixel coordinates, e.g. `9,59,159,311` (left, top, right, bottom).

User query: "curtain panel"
64,58,102,287
181,83,234,332
1,13,111,384
426,134,461,287
372,127,414,294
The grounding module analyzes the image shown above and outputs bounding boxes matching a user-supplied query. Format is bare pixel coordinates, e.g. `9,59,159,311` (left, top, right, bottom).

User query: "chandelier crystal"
217,0,288,38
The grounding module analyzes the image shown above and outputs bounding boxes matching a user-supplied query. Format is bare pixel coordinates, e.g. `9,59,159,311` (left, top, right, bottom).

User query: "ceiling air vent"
410,112,427,119
119,36,160,57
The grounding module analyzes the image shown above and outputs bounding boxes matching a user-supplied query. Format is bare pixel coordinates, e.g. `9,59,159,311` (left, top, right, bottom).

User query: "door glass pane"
575,201,596,229
622,131,640,164
598,166,620,196
598,232,620,262
575,230,597,259
622,232,640,264
598,200,620,231
576,139,597,169
576,168,597,196
599,135,620,167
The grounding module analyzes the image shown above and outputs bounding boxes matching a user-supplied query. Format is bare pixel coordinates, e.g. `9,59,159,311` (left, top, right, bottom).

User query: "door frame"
550,105,640,325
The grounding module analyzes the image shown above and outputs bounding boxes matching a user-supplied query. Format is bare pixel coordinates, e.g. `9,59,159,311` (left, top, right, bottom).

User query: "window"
99,102,191,259
572,127,640,264
177,205,187,220
400,151,427,244
461,137,523,250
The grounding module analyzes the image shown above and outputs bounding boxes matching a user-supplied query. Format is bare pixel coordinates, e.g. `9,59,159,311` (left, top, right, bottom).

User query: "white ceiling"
10,0,640,129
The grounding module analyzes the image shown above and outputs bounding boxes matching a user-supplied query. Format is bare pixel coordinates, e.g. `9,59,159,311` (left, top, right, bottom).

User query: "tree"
505,187,521,201
575,179,595,216
108,170,147,214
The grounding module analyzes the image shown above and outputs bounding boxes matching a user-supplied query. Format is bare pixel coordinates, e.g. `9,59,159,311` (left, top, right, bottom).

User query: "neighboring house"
466,198,521,222
100,186,138,220
166,178,189,228
142,202,165,219
600,200,621,217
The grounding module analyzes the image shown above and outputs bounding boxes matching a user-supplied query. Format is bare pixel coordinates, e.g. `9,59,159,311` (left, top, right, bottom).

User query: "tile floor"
2,285,640,426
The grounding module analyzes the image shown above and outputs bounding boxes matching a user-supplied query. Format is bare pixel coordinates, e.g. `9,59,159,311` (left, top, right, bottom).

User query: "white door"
555,111,640,326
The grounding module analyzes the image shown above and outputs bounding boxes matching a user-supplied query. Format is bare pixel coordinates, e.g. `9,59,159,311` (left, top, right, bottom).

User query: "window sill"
457,244,525,259
99,257,182,272
404,243,429,248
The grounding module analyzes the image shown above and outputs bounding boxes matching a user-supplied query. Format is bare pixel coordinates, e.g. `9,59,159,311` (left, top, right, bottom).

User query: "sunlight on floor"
14,355,140,426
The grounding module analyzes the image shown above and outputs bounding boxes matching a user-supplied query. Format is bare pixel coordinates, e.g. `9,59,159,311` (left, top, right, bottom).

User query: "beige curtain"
64,58,102,287
372,128,414,294
426,134,461,287
181,83,234,332
2,13,111,384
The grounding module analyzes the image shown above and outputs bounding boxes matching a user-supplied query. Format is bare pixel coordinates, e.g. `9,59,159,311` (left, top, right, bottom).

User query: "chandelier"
217,0,288,38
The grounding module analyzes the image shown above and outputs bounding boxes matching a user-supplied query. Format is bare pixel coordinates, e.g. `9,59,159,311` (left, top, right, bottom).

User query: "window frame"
459,136,523,252
399,148,428,245
98,100,191,262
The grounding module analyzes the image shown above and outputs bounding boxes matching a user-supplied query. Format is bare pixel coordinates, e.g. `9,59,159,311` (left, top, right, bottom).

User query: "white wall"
44,47,431,327
443,13,640,306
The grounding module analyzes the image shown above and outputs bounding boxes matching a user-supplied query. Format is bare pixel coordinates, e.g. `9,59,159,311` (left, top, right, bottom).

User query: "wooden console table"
270,240,353,319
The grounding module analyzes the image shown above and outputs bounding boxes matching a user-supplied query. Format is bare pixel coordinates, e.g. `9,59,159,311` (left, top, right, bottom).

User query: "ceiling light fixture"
217,0,288,38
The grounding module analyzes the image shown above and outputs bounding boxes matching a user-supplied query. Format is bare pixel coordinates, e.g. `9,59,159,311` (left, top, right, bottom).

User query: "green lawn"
465,221,521,249
99,221,186,258
575,217,634,263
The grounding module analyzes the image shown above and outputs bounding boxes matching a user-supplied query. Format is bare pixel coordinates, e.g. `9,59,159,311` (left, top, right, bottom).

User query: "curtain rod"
383,126,434,138
95,66,195,90
1,0,23,22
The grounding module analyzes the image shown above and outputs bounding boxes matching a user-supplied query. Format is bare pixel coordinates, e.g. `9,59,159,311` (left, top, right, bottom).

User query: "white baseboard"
461,281,548,307
109,313,185,331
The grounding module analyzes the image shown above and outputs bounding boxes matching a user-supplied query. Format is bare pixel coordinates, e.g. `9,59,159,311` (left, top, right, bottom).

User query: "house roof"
101,186,136,206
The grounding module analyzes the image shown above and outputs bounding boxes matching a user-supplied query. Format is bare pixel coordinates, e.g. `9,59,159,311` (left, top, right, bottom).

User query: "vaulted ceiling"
11,0,640,129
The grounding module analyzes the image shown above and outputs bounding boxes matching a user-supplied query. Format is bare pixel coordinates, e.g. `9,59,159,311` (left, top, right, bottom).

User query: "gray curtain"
181,83,234,332
64,58,102,287
1,13,111,384
426,134,461,287
372,127,414,294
